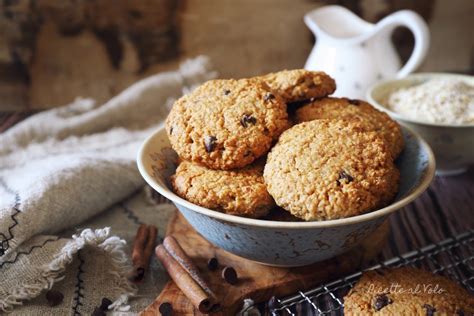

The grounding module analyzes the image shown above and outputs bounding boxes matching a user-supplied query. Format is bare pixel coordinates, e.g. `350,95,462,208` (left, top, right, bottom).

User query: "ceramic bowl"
367,73,474,176
137,125,435,267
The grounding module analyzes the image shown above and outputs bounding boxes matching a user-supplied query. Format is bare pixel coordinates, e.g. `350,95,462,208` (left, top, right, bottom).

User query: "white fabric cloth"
0,56,216,313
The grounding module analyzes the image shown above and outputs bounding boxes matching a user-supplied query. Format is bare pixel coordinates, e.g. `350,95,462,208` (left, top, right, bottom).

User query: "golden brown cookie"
166,78,289,170
263,119,399,221
259,69,336,103
295,97,404,159
170,160,274,218
344,267,474,315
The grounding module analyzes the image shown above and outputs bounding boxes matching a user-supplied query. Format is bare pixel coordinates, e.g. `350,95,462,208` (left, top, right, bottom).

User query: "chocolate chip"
348,99,360,105
373,294,392,311
423,304,436,316
223,89,231,95
222,266,238,285
92,307,106,316
204,136,217,153
46,290,64,307
159,302,173,316
456,309,465,316
338,170,354,184
133,267,145,282
240,114,257,127
207,257,219,271
264,93,275,101
99,297,113,311
169,126,173,135
267,296,279,310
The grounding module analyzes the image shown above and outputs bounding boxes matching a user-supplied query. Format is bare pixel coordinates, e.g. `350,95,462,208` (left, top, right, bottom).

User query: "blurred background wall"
0,0,472,110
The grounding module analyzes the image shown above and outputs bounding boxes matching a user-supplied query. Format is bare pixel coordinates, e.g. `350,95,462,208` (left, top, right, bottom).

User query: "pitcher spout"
304,5,375,41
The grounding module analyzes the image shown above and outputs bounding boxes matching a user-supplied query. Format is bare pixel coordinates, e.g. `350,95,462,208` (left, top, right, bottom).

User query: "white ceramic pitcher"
304,5,430,99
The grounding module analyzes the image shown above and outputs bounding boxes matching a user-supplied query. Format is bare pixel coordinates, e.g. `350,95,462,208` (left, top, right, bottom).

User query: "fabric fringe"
0,228,136,312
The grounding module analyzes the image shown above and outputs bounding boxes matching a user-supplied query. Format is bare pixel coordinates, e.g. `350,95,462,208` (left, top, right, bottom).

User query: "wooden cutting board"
140,211,389,315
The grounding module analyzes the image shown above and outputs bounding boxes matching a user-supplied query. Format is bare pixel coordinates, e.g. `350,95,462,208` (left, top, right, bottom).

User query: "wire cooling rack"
246,230,474,316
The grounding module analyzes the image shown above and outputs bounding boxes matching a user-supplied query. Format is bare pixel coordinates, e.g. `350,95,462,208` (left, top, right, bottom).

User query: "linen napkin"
0,56,216,313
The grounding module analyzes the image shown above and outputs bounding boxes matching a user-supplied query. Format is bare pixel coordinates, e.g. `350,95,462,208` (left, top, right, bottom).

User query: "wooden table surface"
1,111,473,313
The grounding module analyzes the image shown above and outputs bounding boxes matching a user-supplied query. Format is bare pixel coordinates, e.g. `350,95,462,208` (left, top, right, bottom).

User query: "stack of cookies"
166,69,403,221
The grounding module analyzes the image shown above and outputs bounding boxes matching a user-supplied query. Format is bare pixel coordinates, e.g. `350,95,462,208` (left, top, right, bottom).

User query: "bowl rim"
367,72,474,128
137,124,436,229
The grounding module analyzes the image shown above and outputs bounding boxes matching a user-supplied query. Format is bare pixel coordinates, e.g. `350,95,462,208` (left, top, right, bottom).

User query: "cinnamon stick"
163,236,215,298
156,245,214,313
131,224,158,282
143,225,158,264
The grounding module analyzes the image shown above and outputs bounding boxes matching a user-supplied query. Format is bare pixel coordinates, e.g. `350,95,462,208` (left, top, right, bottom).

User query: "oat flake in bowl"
387,78,474,125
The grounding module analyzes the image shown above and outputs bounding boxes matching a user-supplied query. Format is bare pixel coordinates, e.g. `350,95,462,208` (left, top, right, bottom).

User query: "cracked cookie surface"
166,78,289,170
171,160,274,218
295,97,404,159
259,69,336,103
344,267,474,316
263,119,399,221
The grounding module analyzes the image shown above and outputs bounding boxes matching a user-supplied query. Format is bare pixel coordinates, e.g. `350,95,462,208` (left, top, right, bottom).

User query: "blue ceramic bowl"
137,125,435,266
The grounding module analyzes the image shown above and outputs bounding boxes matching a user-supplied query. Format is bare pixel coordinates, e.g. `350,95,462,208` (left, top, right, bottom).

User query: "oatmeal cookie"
295,97,404,159
166,78,289,170
259,69,336,103
170,160,274,218
263,119,399,221
344,267,474,315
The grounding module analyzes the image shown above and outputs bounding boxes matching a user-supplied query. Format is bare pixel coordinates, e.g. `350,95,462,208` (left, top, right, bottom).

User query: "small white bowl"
137,126,435,267
367,73,474,176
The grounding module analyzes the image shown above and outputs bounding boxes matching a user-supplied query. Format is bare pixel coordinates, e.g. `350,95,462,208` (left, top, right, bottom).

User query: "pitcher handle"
377,10,430,78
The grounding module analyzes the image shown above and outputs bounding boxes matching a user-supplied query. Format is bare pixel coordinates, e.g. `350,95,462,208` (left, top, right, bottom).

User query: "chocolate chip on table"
338,170,354,184
45,290,64,307
91,307,106,316
99,297,113,311
347,98,360,105
240,114,257,127
159,302,173,316
423,304,436,316
264,93,275,101
267,296,279,310
222,266,238,285
373,294,392,311
204,136,217,153
134,267,145,282
223,89,231,95
207,257,219,271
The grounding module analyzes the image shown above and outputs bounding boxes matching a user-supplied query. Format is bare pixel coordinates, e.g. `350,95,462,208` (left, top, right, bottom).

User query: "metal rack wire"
248,230,474,316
